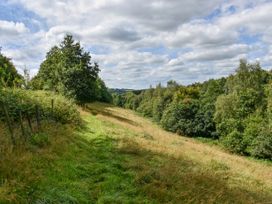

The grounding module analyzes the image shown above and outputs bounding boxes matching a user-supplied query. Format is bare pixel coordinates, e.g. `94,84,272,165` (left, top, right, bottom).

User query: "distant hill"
110,88,143,95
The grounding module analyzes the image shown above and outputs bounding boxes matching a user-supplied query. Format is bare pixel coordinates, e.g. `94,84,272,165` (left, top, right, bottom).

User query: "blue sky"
0,0,272,89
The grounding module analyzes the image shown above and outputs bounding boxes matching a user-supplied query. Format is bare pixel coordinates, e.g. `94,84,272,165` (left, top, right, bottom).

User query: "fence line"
0,99,55,145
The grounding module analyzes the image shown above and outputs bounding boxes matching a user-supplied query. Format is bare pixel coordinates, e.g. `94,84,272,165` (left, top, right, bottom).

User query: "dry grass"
116,135,271,203
88,102,272,198
1,103,271,203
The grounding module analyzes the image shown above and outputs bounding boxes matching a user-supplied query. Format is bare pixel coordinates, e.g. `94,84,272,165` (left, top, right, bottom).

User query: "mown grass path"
0,103,271,203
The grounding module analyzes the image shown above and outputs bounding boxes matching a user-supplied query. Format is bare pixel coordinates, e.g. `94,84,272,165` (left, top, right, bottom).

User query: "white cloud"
166,22,239,48
182,44,253,62
2,0,272,88
0,20,29,44
0,20,28,33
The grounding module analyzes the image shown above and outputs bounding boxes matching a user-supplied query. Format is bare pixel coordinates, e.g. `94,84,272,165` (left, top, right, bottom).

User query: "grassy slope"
0,103,271,203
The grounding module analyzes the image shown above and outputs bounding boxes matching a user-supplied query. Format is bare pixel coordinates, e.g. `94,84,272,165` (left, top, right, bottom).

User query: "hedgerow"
0,88,80,124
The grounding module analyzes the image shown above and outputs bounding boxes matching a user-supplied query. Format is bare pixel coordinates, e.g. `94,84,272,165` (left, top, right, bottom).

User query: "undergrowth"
0,88,80,124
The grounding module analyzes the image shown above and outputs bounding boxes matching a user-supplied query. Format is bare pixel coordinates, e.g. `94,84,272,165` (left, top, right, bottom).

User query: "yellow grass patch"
87,102,272,194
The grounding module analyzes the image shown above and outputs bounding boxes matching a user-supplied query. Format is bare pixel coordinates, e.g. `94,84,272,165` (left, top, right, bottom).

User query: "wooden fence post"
26,112,33,133
19,109,26,140
35,105,41,130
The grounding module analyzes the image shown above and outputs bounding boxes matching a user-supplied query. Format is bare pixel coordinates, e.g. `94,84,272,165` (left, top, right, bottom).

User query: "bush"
0,88,80,124
221,130,246,154
152,97,166,122
216,118,243,138
137,100,153,117
160,100,200,136
242,114,263,154
251,129,272,159
160,102,178,133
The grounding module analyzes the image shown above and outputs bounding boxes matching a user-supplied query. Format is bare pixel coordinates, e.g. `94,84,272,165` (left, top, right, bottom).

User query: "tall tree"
0,49,22,88
32,35,102,103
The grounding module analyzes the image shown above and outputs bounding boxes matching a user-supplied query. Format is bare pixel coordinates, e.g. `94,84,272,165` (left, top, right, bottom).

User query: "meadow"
1,102,271,203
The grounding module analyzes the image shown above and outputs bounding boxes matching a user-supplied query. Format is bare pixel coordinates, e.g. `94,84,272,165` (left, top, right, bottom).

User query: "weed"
30,133,49,147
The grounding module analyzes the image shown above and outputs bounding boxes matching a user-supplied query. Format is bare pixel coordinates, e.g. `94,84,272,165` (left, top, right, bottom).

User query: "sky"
0,0,272,89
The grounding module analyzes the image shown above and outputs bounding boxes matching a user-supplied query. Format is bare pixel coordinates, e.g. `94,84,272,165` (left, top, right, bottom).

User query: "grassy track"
0,103,271,203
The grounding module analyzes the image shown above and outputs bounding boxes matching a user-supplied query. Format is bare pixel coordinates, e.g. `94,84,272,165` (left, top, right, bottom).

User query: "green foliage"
30,132,49,147
160,102,179,132
0,88,80,124
137,100,154,117
225,59,268,94
31,34,110,104
215,60,272,159
113,61,272,160
161,100,200,136
214,93,240,124
152,97,165,122
251,129,272,159
0,50,23,88
112,93,125,106
122,91,138,109
198,78,226,138
95,78,112,103
136,88,155,117
221,130,246,154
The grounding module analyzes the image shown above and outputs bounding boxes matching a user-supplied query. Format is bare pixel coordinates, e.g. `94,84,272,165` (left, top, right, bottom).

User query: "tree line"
112,60,272,160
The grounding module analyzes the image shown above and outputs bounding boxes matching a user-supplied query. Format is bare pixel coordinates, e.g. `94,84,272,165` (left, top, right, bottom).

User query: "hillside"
113,62,272,160
0,103,271,203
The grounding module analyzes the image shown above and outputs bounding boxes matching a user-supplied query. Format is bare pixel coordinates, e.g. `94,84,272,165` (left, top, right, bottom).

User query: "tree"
198,78,226,138
34,46,63,91
160,99,200,136
112,93,125,107
214,61,271,157
225,59,268,95
32,34,104,103
95,78,112,103
0,49,22,88
112,60,271,160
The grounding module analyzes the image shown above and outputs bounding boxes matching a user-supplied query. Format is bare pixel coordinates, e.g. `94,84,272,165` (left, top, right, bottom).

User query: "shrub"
160,102,178,133
251,129,272,159
0,89,80,124
221,130,246,154
216,118,243,138
137,100,153,117
160,100,200,136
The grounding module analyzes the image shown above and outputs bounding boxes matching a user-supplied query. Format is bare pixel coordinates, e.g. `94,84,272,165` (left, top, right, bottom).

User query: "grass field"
0,103,271,203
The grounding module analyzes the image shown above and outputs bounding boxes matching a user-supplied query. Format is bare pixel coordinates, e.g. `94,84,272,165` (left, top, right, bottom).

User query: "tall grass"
0,102,271,203
0,88,81,125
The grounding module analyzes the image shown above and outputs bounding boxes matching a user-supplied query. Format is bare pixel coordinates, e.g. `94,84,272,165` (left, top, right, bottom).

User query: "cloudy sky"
0,0,272,89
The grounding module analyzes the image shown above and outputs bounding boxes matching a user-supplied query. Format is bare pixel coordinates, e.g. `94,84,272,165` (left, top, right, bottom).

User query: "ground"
0,103,271,203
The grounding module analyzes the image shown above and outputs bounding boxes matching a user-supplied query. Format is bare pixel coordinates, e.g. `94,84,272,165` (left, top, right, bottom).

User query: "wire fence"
0,99,55,145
